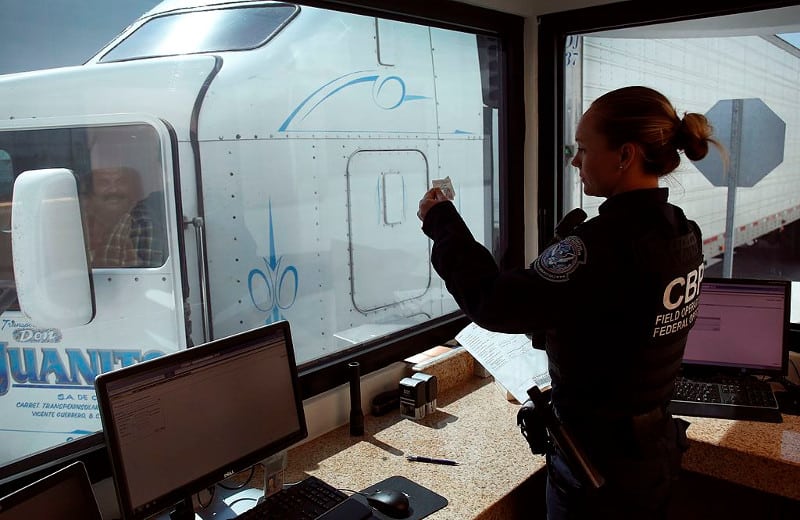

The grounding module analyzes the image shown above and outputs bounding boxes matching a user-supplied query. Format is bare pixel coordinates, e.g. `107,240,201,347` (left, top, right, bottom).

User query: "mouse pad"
354,475,448,520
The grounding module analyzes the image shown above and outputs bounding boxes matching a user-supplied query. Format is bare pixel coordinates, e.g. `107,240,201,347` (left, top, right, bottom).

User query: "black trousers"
545,417,689,520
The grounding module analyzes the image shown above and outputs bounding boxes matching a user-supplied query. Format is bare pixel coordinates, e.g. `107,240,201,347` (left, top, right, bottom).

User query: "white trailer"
0,0,492,464
564,34,800,263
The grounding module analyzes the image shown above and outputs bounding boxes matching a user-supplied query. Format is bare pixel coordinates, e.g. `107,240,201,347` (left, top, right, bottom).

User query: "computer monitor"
682,277,791,377
0,461,103,520
94,321,307,520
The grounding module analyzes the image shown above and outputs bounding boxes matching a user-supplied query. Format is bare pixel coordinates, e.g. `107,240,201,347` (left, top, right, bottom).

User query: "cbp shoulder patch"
533,236,587,282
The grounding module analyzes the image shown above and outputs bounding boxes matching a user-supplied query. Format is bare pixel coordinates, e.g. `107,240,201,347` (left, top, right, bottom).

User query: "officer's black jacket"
422,188,704,429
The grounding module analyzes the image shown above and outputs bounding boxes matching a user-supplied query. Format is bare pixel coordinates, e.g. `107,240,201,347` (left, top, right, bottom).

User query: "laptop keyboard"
235,475,347,519
668,375,782,423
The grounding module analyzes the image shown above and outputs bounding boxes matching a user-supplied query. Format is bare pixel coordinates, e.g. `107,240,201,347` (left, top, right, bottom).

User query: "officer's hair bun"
676,113,713,162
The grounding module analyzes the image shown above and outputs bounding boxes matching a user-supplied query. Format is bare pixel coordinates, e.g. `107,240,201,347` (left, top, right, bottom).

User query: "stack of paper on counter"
455,322,551,404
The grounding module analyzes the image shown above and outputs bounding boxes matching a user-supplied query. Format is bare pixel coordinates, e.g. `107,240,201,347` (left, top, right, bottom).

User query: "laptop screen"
682,278,790,376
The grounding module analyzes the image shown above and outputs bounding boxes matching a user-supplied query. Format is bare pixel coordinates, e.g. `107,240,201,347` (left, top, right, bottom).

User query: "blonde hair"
589,86,724,176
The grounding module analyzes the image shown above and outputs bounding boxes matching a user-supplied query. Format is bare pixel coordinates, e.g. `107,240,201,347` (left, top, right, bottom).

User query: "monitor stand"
156,487,264,519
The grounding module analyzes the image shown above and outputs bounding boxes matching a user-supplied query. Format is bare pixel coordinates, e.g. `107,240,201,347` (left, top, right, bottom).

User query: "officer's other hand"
417,187,448,222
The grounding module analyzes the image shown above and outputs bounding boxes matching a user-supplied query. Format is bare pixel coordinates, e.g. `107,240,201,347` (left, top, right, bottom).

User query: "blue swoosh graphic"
303,76,378,120
279,70,373,131
280,71,428,131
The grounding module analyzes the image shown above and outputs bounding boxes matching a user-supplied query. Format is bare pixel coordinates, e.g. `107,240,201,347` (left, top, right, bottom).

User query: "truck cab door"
0,114,186,463
347,149,431,312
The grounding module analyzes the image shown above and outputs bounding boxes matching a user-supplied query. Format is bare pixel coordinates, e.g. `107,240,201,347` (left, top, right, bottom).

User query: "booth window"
539,0,800,351
0,0,523,492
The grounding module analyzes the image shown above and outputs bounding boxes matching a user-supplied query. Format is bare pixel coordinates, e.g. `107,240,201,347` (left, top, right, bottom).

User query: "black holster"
517,400,550,455
519,387,606,489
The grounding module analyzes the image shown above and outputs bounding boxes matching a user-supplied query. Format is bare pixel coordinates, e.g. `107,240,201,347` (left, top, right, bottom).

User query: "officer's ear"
618,142,637,171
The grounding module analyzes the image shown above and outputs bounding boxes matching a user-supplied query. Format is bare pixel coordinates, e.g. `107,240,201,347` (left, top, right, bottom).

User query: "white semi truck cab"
0,0,496,464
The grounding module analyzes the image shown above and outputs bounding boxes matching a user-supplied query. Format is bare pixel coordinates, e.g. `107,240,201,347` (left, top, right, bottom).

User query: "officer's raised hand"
417,187,449,221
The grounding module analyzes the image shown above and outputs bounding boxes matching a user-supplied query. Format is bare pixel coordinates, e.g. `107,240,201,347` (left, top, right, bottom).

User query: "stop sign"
694,98,785,187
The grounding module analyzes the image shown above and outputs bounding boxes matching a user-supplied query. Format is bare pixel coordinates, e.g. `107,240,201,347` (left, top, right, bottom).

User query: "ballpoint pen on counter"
406,454,459,466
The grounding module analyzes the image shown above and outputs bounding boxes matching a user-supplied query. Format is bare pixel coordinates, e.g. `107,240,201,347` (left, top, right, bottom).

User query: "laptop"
668,277,790,422
0,461,103,520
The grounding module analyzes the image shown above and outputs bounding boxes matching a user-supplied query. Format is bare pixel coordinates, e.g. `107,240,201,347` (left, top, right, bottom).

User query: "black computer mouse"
365,489,411,518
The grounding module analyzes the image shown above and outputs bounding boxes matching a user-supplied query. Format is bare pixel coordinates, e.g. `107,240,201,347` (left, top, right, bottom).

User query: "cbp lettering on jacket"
653,318,690,337
662,263,704,311
652,302,701,337
655,310,681,324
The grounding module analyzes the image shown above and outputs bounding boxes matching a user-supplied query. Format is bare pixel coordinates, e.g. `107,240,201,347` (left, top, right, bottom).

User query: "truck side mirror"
11,168,94,327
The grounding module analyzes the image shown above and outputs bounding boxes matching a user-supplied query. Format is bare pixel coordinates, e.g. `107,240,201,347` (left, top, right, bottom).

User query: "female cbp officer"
418,86,722,519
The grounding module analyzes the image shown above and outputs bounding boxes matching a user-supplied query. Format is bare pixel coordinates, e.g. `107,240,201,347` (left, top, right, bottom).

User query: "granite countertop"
679,413,800,500
284,350,800,518
285,377,542,520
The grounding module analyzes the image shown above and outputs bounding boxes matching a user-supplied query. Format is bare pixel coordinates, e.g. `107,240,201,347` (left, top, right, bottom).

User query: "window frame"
0,0,525,493
537,0,800,349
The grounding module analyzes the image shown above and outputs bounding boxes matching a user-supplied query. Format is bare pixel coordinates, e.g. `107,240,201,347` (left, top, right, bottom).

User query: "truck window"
0,125,167,269
99,4,297,62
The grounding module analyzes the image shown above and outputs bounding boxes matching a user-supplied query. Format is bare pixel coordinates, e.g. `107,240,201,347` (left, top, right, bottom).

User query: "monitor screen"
94,321,307,520
0,461,102,520
682,278,790,376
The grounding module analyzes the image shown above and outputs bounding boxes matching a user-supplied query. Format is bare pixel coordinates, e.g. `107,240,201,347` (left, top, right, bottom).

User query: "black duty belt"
561,406,669,452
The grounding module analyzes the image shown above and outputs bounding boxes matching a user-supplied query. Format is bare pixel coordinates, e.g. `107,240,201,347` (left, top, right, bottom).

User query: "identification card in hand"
432,176,455,200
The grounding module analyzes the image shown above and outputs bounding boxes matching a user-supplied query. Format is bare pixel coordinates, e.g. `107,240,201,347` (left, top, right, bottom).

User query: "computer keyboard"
235,475,348,519
668,375,782,423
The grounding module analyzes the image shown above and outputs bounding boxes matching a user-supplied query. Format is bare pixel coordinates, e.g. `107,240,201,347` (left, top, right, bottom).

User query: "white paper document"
455,322,551,404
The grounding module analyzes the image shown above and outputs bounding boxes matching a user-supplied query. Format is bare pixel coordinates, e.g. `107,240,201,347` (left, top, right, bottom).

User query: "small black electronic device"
399,377,426,419
366,488,411,518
